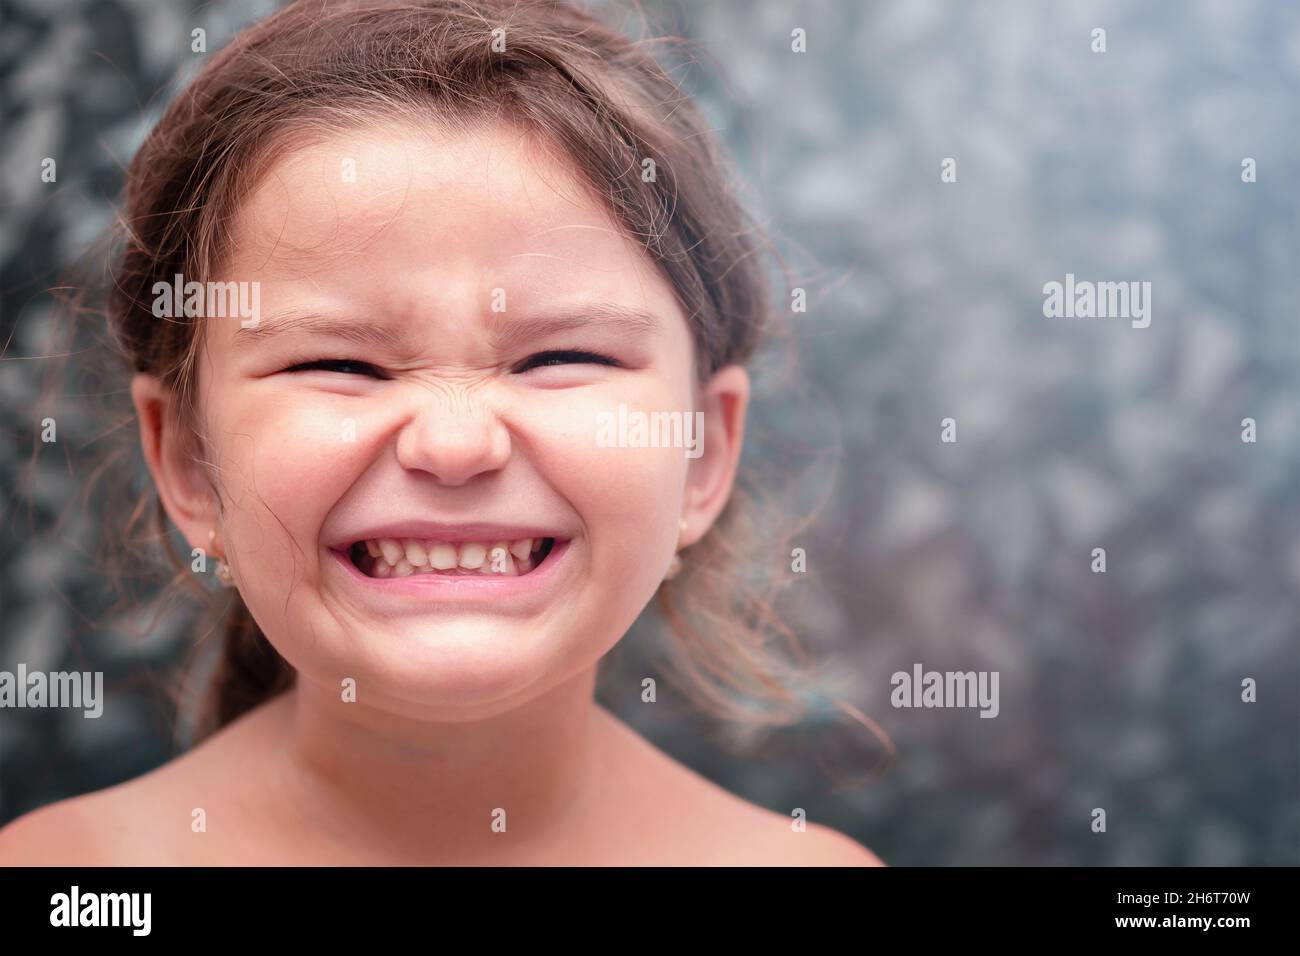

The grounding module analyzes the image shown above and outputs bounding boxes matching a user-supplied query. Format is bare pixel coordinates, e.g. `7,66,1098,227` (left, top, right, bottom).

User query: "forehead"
216,118,675,320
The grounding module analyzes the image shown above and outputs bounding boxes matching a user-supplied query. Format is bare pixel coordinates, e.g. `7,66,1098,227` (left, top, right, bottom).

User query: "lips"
325,535,574,608
326,522,570,581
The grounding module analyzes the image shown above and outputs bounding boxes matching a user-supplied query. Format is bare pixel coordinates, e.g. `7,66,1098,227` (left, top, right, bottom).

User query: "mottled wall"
1,0,1296,865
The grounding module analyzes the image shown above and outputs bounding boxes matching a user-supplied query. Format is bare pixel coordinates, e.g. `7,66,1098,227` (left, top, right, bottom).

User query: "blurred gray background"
1,0,1297,865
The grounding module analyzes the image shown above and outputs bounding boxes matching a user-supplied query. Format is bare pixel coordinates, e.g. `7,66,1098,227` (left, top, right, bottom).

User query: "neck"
258,667,605,862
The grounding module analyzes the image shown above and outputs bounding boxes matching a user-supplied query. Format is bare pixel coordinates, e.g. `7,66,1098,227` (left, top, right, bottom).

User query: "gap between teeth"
358,537,548,578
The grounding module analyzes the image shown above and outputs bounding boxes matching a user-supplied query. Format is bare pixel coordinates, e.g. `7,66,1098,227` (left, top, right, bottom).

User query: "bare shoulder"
0,750,219,865
699,798,886,867
781,822,887,867
0,789,121,865
0,697,285,866
593,707,886,866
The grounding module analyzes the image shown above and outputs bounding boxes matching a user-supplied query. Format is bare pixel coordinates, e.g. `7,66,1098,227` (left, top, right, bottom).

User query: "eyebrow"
488,302,661,352
231,311,405,351
231,303,662,352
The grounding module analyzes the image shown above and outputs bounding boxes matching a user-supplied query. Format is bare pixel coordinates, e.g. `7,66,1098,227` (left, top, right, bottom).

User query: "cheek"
208,394,371,582
519,388,690,582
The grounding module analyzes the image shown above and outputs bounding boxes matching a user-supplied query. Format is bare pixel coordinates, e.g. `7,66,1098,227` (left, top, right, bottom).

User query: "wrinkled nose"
393,387,512,486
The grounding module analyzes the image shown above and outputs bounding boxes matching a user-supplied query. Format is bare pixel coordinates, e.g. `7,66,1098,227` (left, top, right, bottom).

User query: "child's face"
153,120,747,719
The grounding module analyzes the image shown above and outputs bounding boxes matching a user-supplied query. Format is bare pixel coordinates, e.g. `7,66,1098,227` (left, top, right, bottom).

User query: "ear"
130,373,219,552
680,364,749,547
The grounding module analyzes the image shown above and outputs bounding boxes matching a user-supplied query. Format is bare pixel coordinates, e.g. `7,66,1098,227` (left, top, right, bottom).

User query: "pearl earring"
663,554,682,581
209,528,235,588
663,519,688,581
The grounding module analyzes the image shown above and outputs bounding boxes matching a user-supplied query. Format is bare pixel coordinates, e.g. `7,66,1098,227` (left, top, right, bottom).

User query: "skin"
0,119,883,866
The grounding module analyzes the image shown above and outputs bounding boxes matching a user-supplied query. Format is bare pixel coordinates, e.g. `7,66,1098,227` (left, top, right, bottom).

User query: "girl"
0,0,883,865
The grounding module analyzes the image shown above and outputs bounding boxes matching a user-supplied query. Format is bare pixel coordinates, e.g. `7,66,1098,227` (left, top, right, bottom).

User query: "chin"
288,615,583,717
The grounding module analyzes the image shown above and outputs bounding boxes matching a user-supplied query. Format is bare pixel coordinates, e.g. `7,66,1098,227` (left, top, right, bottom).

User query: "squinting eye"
515,350,620,373
282,358,388,379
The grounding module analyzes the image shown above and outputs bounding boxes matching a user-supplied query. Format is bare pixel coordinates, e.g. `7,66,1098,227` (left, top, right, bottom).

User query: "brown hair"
93,0,886,760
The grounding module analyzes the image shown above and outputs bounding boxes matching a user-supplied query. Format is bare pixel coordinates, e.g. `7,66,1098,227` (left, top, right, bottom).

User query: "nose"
393,385,512,486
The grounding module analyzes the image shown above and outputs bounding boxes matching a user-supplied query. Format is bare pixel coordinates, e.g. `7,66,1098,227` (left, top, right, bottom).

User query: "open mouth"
347,536,559,579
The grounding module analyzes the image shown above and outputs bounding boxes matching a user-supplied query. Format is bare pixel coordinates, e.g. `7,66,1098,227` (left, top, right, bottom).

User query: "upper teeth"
359,537,544,578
